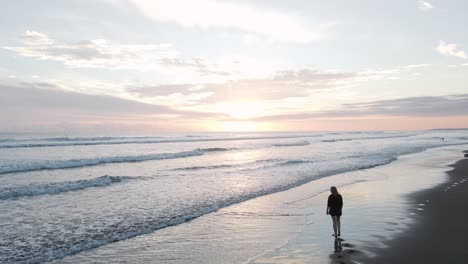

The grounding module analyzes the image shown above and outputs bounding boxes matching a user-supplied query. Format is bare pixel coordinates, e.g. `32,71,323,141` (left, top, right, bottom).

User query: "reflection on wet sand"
250,146,465,264
334,239,342,253
330,238,365,264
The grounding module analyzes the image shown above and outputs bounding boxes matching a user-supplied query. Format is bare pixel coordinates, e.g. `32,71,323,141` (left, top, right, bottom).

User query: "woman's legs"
331,216,338,237
336,216,341,236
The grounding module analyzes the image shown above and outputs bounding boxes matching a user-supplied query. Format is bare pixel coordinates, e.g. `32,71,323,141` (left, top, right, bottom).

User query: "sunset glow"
217,101,268,119
1,0,468,133
211,121,262,132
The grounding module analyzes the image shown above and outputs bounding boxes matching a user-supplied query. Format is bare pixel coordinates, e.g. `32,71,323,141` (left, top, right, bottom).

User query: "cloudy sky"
1,0,468,133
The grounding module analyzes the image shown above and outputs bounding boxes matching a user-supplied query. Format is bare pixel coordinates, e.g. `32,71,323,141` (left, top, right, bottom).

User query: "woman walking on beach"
326,186,343,239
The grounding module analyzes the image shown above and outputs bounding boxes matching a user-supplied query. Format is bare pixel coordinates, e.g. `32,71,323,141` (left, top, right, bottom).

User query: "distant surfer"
326,186,343,240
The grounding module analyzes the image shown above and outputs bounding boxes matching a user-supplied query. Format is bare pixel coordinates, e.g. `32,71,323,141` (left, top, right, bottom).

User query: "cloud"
128,0,332,43
3,31,176,69
2,31,231,77
127,69,361,106
447,63,468,68
342,94,468,116
418,1,435,11
404,64,431,68
3,31,281,81
125,68,401,117
21,30,54,45
0,81,176,113
436,40,467,59
160,58,231,76
0,81,220,132
254,94,468,121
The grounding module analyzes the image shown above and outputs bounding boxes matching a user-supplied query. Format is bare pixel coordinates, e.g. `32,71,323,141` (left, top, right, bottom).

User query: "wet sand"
249,146,468,264
368,150,468,263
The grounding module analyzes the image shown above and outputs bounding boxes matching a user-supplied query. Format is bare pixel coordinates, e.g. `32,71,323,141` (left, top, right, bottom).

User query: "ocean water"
1,130,467,263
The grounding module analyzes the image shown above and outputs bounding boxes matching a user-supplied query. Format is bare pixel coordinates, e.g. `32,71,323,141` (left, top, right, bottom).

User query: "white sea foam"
0,176,132,200
174,158,313,171
0,153,401,264
0,134,324,149
0,149,212,174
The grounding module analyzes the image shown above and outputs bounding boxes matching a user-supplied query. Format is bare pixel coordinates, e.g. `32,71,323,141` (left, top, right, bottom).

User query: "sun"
208,101,273,131
217,101,266,119
207,121,274,132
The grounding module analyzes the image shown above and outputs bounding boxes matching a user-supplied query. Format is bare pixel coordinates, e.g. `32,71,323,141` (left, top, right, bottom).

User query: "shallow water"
0,130,467,263
53,145,467,264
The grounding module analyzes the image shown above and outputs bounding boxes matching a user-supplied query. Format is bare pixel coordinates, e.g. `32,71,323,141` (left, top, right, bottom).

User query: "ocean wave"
322,138,353,142
0,134,325,149
256,158,287,163
272,140,310,147
201,147,233,152
242,159,314,172
0,139,175,149
6,154,401,264
278,159,314,166
4,143,465,263
321,134,414,143
173,158,312,171
0,136,162,144
0,148,228,175
174,164,236,171
43,136,161,142
185,135,209,138
0,176,132,200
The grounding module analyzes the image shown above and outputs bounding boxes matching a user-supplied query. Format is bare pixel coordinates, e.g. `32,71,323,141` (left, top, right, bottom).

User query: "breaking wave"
321,134,415,143
0,134,324,149
272,140,310,147
0,148,229,175
0,176,133,200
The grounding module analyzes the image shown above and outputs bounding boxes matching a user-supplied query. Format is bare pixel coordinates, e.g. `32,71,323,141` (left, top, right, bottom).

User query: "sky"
1,0,468,133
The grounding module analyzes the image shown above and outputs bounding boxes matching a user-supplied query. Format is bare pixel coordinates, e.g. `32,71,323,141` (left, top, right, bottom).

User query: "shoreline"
250,146,467,264
50,146,467,264
366,150,468,263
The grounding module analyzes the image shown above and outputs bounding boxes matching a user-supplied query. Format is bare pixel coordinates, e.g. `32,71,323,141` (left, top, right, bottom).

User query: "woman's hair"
330,186,339,195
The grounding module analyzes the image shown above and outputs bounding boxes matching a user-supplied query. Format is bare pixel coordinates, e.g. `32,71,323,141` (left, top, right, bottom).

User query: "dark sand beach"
368,151,468,263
